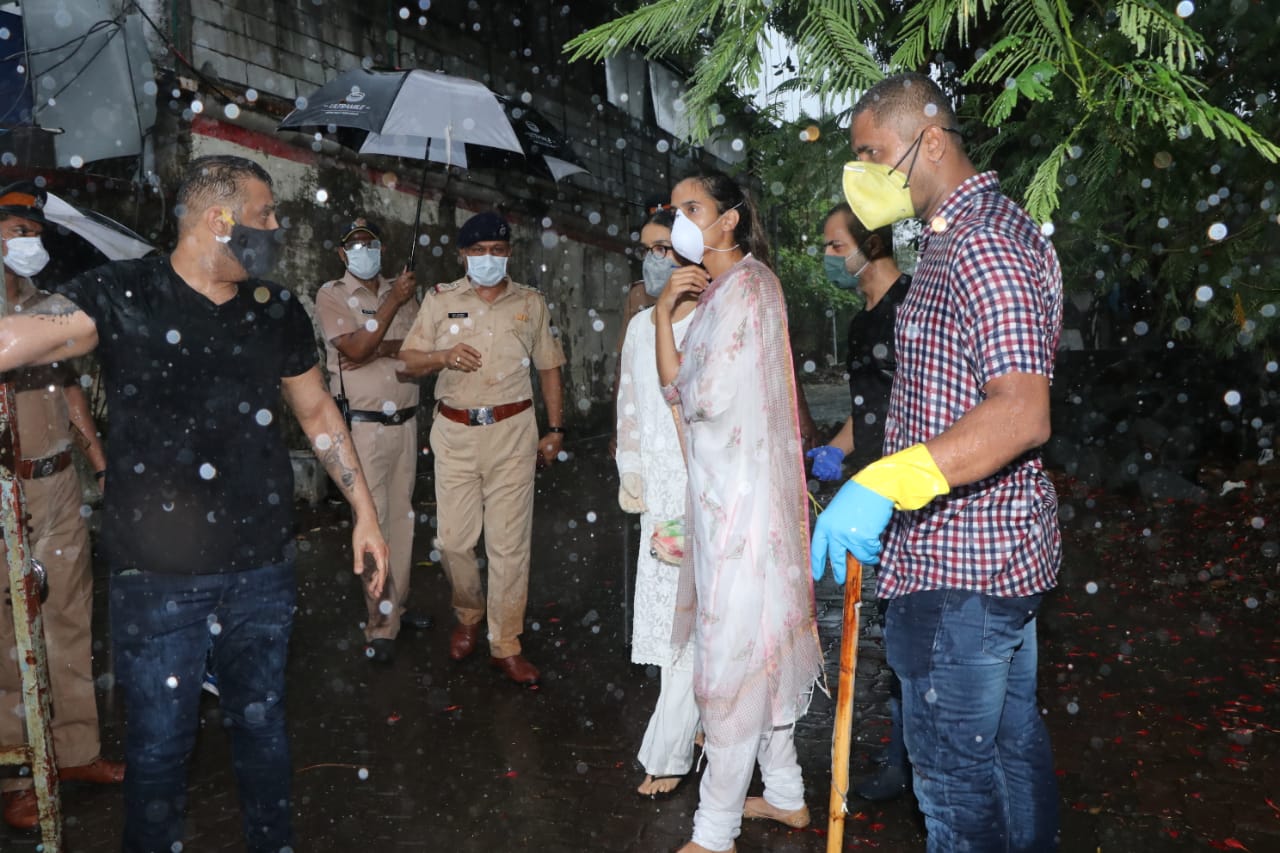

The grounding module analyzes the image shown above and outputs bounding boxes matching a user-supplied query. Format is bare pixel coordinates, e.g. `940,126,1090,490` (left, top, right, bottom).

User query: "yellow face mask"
842,161,915,230
841,129,925,230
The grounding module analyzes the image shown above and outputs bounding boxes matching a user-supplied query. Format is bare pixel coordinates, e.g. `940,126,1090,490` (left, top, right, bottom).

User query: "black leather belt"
349,407,417,426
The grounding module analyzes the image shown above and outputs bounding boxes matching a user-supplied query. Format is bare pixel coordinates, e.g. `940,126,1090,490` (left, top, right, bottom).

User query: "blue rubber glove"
810,480,894,582
805,444,846,481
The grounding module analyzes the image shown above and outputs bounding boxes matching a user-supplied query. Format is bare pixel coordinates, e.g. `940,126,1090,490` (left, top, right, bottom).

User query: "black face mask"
224,223,283,279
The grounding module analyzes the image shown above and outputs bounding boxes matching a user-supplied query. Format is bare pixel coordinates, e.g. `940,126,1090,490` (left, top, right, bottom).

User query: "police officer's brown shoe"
449,622,481,661
490,653,539,684
2,789,39,830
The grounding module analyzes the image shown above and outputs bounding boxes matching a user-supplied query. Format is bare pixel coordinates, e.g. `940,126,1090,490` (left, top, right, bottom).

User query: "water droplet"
1207,222,1227,241
199,463,217,480
357,767,369,780
255,409,273,426
1175,1,1194,17
165,675,179,689
1085,581,1098,594
166,329,181,344
1224,390,1241,406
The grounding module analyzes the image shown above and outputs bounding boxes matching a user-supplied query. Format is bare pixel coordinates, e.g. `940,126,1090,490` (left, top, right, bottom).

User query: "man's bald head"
851,73,961,146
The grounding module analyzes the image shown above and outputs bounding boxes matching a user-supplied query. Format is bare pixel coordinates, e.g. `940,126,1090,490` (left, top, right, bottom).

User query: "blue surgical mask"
642,252,677,297
345,245,382,280
823,248,869,290
466,254,508,287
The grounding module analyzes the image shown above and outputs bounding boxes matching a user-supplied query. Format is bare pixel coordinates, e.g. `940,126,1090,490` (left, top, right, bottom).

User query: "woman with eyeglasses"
654,172,823,853
615,205,703,798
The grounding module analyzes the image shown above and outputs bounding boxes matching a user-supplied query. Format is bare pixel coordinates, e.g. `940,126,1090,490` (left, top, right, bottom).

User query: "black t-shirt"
847,274,911,464
56,257,318,575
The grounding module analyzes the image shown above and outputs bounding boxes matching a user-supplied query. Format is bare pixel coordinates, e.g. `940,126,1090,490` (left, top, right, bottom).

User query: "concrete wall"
162,0,720,428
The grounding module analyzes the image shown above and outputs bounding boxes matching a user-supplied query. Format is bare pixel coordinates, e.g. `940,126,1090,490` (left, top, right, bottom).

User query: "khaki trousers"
430,408,537,659
352,417,418,641
0,466,100,790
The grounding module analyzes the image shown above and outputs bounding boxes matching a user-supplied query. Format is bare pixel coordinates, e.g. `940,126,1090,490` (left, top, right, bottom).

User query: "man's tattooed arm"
0,300,98,371
27,292,83,318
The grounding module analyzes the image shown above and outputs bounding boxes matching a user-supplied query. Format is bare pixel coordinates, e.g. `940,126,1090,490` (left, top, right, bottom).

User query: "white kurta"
616,307,697,669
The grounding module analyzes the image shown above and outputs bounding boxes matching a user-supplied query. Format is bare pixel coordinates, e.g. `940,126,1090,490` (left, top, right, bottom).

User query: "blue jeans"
110,562,296,853
885,589,1058,852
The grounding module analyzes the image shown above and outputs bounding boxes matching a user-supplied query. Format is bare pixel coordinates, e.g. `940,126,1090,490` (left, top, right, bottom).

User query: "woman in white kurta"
616,212,702,796
655,174,824,853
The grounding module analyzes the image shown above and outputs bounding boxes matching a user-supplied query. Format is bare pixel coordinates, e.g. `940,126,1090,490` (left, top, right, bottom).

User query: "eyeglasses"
639,244,673,259
344,239,381,252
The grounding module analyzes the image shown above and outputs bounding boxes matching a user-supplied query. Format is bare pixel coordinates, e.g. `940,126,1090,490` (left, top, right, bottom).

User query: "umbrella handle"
406,136,435,271
827,553,863,853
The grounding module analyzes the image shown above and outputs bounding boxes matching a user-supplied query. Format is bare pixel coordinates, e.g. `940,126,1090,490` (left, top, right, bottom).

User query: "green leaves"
564,0,1280,353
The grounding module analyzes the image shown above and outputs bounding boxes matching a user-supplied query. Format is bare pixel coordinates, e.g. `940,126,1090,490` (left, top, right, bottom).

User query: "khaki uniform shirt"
402,275,566,409
9,277,74,461
314,271,420,411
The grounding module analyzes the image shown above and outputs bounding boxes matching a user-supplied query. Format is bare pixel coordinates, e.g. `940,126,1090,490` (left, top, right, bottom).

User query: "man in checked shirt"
812,73,1063,851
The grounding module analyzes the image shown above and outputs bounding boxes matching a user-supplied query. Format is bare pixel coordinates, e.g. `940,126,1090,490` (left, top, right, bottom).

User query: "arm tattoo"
27,293,82,318
315,430,359,494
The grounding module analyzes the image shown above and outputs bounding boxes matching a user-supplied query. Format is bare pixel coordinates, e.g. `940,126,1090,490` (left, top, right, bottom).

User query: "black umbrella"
465,95,589,183
278,68,525,265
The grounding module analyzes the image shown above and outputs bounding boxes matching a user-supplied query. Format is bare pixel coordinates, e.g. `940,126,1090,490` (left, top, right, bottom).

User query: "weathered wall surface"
164,0,717,428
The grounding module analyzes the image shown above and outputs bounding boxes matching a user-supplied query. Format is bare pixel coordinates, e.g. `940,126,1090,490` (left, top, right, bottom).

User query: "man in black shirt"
808,203,912,474
806,202,913,803
0,155,388,853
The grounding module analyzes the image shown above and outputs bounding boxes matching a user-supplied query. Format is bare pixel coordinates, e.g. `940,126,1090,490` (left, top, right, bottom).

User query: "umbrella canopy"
41,192,154,262
465,95,589,183
278,68,524,168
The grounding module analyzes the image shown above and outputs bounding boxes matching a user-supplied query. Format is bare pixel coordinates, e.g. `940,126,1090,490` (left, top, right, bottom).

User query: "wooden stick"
827,553,863,853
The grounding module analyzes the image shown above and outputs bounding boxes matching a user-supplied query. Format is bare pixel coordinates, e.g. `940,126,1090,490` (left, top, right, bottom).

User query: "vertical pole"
0,379,63,850
826,553,863,853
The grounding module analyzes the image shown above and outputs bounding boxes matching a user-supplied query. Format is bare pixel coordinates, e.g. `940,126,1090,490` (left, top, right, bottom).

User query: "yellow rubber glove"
853,443,951,510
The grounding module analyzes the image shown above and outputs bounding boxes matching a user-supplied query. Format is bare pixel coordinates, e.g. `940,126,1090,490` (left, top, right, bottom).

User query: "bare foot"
637,773,683,796
742,796,811,828
676,843,735,853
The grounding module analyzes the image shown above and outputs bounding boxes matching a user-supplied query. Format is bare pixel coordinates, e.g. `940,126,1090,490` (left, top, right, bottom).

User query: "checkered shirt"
878,172,1063,598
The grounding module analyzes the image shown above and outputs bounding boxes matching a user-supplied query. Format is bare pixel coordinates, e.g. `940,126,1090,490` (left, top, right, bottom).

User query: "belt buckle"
35,457,55,478
469,406,495,426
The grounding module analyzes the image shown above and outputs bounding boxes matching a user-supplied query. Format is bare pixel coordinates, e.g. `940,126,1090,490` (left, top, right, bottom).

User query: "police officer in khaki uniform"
314,217,428,664
0,185,124,829
398,211,565,685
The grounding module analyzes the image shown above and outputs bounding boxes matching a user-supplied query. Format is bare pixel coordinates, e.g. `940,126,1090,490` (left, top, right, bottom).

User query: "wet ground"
3,387,1278,851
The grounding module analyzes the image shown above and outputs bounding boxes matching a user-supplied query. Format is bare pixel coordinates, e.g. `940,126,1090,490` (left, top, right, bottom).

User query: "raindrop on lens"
357,767,369,780
1207,222,1227,241
316,189,329,203
1085,581,1098,594
199,463,217,480
165,676,179,689
1224,390,1241,406
166,329,181,344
